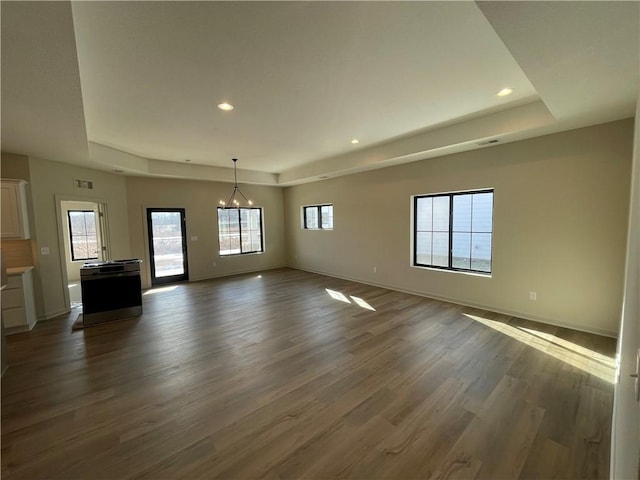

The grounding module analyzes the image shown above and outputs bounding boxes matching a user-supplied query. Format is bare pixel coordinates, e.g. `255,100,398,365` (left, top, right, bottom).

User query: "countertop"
6,266,34,275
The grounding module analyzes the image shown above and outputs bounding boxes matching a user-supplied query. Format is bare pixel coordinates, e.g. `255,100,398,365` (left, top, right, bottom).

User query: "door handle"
631,350,640,402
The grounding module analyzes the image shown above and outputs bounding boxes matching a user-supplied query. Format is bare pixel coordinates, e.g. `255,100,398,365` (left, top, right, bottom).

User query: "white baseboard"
41,308,70,321
177,264,289,285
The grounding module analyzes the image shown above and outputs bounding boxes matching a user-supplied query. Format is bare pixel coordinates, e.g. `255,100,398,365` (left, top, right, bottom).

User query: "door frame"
146,207,189,286
55,194,111,312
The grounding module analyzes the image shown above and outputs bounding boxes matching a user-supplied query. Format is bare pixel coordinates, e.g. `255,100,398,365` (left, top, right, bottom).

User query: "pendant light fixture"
219,158,253,209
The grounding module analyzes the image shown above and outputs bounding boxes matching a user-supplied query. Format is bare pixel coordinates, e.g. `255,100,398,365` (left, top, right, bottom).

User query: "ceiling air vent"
477,139,500,146
74,178,94,190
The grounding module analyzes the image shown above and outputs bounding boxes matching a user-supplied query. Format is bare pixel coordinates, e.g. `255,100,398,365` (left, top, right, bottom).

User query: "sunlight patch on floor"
350,296,376,311
143,285,179,296
326,288,351,304
325,289,377,311
463,313,615,383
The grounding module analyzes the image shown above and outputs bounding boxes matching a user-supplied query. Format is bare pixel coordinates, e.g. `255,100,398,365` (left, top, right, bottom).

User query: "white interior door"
60,200,105,306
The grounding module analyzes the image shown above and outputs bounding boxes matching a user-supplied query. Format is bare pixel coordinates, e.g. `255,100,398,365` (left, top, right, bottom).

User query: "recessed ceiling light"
217,102,234,111
351,139,360,144
497,88,513,97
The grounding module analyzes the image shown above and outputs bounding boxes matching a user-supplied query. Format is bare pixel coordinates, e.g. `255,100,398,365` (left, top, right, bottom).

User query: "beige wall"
284,119,634,336
3,118,632,333
1,152,30,181
28,157,130,319
125,176,286,289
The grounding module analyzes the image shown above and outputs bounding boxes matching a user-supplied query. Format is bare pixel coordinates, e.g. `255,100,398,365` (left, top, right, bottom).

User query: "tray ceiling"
2,1,638,185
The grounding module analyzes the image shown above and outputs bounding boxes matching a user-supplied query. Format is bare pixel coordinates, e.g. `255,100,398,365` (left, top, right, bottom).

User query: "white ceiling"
1,1,638,186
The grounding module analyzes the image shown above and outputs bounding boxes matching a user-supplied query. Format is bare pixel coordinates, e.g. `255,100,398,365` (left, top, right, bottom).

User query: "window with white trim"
413,190,493,273
217,207,263,256
303,204,333,230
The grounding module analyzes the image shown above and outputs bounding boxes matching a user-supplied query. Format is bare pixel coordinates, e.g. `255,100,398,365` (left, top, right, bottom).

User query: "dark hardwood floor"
1,268,616,479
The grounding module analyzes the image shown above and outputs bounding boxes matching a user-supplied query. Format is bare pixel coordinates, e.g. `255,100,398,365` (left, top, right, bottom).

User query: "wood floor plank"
351,376,470,480
519,436,571,480
1,268,616,479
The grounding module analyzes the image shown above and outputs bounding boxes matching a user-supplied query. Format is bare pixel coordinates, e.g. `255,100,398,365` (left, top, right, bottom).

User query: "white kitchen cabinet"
1,267,37,333
1,179,30,239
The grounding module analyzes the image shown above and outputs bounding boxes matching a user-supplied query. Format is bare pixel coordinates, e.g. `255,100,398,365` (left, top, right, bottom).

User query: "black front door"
146,208,189,285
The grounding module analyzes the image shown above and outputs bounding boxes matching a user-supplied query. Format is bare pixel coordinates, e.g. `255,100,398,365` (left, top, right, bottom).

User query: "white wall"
284,119,634,336
611,105,639,479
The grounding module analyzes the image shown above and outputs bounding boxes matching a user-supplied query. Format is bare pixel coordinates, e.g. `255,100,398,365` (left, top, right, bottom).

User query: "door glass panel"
68,210,99,260
150,211,185,277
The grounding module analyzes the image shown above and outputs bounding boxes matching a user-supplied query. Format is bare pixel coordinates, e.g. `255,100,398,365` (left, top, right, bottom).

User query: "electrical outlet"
530,291,537,301
373,266,377,273
40,247,49,255
212,261,216,267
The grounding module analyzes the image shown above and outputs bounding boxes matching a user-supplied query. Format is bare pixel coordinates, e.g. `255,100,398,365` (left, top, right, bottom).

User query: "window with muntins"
303,204,333,230
68,210,99,261
217,207,263,256
413,190,493,273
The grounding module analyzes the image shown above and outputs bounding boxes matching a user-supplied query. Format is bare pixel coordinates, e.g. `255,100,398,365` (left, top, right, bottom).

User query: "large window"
217,207,263,256
303,204,333,229
68,210,99,261
413,190,493,274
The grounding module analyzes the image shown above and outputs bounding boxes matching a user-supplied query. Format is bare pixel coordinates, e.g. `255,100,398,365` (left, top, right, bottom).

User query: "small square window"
303,204,333,230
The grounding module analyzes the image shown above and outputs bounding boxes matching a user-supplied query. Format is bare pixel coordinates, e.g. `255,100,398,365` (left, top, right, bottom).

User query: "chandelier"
219,158,253,209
